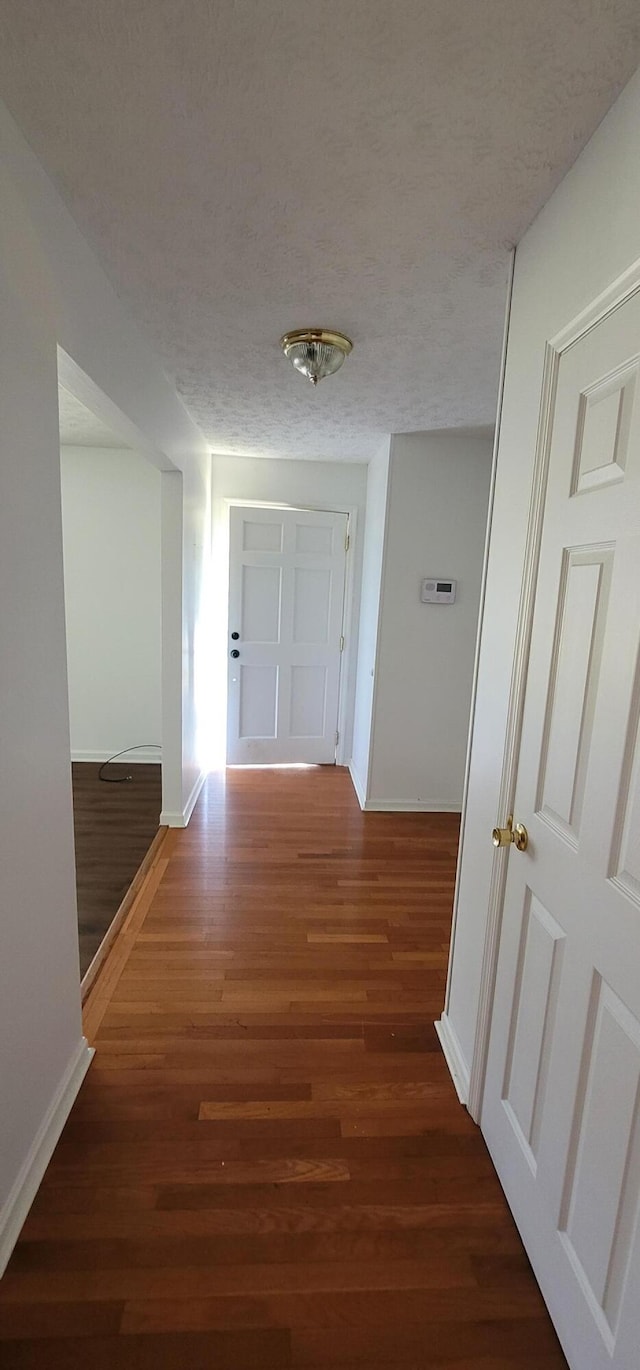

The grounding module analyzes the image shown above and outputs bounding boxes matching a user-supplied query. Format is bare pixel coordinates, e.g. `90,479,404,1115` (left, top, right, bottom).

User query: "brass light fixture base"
280,329,353,385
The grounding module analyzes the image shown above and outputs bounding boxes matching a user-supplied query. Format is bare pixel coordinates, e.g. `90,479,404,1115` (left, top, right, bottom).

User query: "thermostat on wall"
421,577,456,605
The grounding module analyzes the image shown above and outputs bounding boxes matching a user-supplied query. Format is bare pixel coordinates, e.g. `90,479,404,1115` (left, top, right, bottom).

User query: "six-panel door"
227,505,348,764
483,288,640,1369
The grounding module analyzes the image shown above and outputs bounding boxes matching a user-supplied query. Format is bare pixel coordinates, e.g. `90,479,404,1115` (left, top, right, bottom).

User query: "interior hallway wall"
353,431,492,810
349,439,391,803
60,445,162,761
0,97,209,1275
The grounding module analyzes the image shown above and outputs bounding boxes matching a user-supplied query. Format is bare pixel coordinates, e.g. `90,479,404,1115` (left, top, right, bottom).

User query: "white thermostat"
421,577,457,605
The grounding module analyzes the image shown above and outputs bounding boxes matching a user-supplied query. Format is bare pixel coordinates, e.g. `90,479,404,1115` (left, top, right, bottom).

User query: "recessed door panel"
295,521,334,555
293,567,332,645
241,564,282,644
290,665,328,738
242,519,283,552
610,657,640,909
538,548,612,843
571,365,638,495
560,977,640,1340
503,892,565,1165
239,664,278,739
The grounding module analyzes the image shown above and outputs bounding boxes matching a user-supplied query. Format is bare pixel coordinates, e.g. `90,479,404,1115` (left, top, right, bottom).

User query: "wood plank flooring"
0,767,567,1368
72,762,161,976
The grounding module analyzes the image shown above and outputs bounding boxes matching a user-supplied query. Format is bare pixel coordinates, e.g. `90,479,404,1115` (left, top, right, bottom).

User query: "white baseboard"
347,766,461,815
348,761,367,810
160,768,207,828
0,1037,94,1277
362,798,462,813
435,1012,470,1105
71,750,161,764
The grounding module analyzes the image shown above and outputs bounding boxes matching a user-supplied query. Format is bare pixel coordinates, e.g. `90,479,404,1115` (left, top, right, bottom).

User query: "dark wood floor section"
72,762,161,975
0,768,567,1368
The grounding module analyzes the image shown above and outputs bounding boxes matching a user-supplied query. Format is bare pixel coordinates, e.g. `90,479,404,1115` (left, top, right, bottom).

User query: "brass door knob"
492,816,528,852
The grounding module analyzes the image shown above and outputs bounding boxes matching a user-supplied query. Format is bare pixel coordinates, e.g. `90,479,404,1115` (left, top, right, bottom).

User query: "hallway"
0,769,566,1367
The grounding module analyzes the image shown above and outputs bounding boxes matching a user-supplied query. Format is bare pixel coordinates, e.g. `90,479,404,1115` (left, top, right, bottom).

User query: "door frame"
458,254,640,1122
222,499,358,767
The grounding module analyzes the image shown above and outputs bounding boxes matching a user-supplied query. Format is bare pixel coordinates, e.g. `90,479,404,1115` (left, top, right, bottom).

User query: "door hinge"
335,730,340,746
339,635,345,652
344,533,350,552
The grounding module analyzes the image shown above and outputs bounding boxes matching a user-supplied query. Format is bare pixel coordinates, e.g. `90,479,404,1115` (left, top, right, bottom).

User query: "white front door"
227,505,348,764
482,287,640,1368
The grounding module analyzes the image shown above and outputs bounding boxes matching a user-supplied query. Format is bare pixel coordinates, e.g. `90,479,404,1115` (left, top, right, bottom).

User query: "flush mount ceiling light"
280,329,353,386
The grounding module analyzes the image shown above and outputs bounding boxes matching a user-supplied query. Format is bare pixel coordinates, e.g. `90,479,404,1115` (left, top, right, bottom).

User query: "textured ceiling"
2,2,640,462
58,386,129,448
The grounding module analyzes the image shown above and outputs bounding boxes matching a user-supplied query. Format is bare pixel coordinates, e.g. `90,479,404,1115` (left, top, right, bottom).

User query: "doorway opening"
58,378,163,986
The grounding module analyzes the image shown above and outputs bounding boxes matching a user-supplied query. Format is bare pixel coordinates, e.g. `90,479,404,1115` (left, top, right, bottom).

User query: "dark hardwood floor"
0,768,567,1367
72,762,161,976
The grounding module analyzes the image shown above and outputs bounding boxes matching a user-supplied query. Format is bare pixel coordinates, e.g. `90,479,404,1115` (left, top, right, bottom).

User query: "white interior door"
482,287,640,1368
227,505,348,764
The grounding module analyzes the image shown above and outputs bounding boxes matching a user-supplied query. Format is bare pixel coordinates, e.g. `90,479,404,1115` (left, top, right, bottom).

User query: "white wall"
445,68,640,1092
355,432,492,810
0,98,209,1274
0,168,85,1277
211,454,368,767
350,440,391,803
60,446,162,761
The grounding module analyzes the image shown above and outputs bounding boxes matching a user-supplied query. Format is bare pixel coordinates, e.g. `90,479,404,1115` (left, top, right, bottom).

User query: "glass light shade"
281,330,353,386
